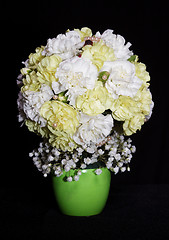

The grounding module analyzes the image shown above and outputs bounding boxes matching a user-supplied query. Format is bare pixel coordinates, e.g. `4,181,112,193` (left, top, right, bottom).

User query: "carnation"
95,29,133,60
101,60,143,99
42,30,84,60
17,84,53,127
73,113,114,152
53,56,98,106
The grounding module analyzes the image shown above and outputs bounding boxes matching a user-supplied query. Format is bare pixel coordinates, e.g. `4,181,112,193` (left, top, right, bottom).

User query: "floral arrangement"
17,27,154,181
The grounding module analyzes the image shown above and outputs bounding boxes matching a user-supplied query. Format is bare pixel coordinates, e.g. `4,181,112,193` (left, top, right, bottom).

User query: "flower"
40,100,79,135
17,84,53,127
123,113,145,135
67,176,73,182
74,175,80,181
49,131,77,151
28,46,45,67
53,56,98,106
76,81,113,115
21,50,61,92
135,61,150,84
74,27,92,41
95,169,102,175
95,29,133,60
42,30,84,60
101,60,143,99
73,113,114,150
82,40,116,70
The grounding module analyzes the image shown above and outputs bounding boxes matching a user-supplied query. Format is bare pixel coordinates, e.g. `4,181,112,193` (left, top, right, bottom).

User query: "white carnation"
17,84,53,127
101,60,143,99
42,30,84,60
53,56,98,106
73,113,114,149
95,29,133,60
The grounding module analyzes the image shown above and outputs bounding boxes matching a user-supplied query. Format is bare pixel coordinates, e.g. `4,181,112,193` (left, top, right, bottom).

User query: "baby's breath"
29,132,136,181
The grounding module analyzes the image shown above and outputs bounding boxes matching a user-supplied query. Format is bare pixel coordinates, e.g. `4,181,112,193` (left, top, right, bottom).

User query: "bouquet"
17,27,154,181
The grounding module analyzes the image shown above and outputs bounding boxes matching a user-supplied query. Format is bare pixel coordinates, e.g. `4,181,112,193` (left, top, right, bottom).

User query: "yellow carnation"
82,40,116,70
123,113,145,135
25,119,49,138
40,100,79,135
37,54,62,73
110,87,152,135
133,86,152,116
28,46,45,68
74,27,92,41
36,54,62,84
21,51,61,92
110,96,141,121
135,62,150,85
21,71,41,92
76,81,113,116
49,131,77,152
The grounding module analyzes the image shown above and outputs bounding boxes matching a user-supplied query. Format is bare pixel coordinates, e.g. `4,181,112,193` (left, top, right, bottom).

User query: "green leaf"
128,55,138,63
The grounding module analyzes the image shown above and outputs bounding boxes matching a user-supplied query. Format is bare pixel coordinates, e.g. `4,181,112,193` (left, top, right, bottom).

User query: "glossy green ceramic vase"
52,168,111,216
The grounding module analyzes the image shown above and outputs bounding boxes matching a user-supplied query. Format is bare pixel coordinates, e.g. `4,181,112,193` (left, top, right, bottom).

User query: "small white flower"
29,152,34,157
73,158,79,163
67,176,73,182
123,147,131,156
48,155,54,162
108,156,114,162
74,175,79,181
120,167,126,172
105,144,111,150
64,165,71,172
127,166,130,171
115,153,121,161
106,162,112,169
61,159,67,165
81,164,87,169
98,149,104,155
51,149,60,156
131,146,136,153
77,170,82,176
54,166,62,175
109,147,117,156
84,157,92,165
117,162,123,167
77,147,84,155
95,169,102,175
113,166,119,174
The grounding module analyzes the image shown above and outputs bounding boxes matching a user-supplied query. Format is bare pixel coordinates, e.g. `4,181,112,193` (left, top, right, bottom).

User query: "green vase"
52,168,111,216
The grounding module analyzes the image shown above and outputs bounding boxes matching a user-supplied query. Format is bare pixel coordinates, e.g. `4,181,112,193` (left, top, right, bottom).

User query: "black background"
2,0,169,239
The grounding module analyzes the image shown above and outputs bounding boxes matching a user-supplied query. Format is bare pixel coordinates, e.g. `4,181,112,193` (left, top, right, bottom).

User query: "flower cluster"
17,27,153,179
29,131,136,181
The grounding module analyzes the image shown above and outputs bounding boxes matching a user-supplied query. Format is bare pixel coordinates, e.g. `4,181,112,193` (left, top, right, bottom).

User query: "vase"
52,168,111,216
